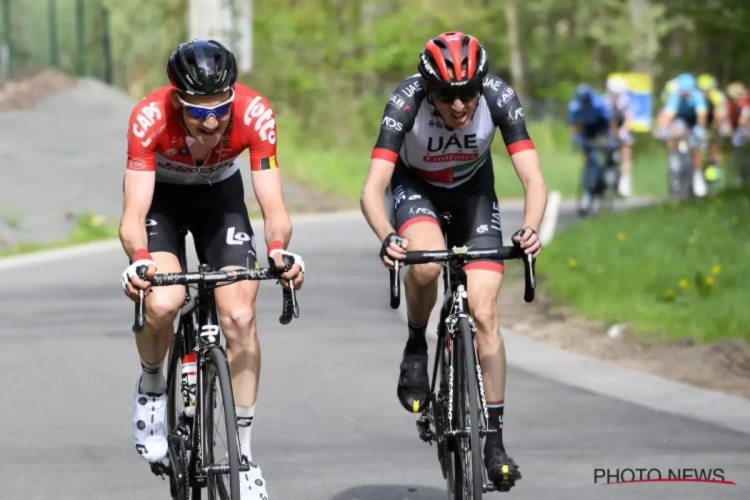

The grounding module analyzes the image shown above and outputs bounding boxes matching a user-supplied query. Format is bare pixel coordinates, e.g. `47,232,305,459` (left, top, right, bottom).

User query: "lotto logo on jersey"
244,96,277,144
132,102,162,146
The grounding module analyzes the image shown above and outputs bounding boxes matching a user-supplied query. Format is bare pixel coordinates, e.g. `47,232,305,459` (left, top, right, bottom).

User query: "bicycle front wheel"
201,347,241,500
457,317,484,500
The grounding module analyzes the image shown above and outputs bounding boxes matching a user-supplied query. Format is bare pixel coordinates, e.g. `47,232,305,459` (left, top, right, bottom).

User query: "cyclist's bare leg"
401,221,445,327
396,220,445,412
620,144,633,176
466,266,520,484
465,268,504,404
214,274,261,407
133,251,183,463
137,251,184,392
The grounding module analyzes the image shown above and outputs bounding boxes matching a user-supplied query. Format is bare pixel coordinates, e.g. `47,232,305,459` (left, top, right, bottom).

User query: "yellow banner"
608,72,653,133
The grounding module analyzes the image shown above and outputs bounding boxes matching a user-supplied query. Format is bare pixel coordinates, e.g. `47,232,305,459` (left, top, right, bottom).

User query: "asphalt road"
0,209,748,500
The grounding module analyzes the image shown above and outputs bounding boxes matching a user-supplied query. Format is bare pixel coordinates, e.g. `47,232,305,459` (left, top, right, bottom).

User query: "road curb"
0,209,364,271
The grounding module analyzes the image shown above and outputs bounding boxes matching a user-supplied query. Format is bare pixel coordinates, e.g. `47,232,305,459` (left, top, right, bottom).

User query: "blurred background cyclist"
655,73,709,197
602,75,635,197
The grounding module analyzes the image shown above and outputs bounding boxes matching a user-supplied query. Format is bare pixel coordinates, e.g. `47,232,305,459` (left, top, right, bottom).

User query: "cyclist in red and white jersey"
360,32,547,490
119,39,304,499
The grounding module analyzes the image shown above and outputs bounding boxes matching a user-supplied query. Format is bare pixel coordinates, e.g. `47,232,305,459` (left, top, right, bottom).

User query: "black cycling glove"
380,232,405,260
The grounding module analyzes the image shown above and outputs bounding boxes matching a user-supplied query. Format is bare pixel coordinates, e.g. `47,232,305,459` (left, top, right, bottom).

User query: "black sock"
405,321,428,354
485,401,505,451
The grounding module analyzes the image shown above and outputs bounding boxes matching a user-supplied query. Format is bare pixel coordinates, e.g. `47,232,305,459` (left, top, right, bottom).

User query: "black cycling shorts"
146,170,258,270
390,161,505,273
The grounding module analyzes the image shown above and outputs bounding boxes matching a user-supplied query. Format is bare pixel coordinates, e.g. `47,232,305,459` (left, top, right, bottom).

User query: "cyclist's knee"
407,262,442,287
466,269,502,337
216,281,258,348
145,288,183,330
219,306,257,349
401,220,445,287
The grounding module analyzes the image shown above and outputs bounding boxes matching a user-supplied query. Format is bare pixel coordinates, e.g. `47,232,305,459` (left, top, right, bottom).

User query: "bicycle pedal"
149,461,171,478
416,414,436,443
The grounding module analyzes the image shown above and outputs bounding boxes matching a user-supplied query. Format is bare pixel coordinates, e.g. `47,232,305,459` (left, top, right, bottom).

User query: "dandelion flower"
568,258,578,268
705,276,715,286
679,279,689,289
711,265,721,275
617,232,626,242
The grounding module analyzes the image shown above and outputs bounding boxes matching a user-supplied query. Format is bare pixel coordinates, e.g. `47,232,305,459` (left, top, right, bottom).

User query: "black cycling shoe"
397,351,430,413
484,444,522,492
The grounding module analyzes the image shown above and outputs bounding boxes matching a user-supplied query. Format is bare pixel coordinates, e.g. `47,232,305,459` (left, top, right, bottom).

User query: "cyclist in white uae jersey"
360,32,547,491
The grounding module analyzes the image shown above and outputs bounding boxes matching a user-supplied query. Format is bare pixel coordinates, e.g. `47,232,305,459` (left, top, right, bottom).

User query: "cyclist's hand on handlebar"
120,257,156,302
512,227,541,257
380,232,408,269
270,249,305,289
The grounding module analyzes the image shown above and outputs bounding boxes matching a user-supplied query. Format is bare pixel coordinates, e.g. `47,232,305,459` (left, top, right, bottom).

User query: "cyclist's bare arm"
361,158,398,242
120,170,155,260
362,78,421,241
252,168,292,248
510,151,547,230
122,100,160,261
484,77,547,231
244,96,292,248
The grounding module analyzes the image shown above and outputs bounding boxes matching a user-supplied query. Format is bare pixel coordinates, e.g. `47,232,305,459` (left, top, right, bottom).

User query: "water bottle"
181,352,197,417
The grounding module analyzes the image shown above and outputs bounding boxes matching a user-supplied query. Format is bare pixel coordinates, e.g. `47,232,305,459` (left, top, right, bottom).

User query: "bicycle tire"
202,347,241,500
457,317,484,500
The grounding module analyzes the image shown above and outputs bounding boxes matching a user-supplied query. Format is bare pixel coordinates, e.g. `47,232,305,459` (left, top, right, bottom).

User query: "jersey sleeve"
126,97,165,172
664,94,679,115
693,90,708,113
483,76,535,155
567,99,580,124
241,94,279,171
594,96,611,120
371,76,423,163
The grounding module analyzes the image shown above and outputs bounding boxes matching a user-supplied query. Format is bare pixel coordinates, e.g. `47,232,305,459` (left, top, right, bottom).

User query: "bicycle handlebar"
132,255,300,334
388,243,536,309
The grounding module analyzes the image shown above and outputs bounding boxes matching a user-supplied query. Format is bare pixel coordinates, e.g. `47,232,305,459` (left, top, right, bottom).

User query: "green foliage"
539,186,750,342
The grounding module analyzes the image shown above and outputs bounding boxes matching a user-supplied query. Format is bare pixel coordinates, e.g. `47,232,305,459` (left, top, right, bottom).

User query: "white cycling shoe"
133,377,168,463
240,456,269,500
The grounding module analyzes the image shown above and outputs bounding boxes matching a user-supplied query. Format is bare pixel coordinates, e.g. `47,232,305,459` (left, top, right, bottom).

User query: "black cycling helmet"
417,32,488,90
167,39,237,96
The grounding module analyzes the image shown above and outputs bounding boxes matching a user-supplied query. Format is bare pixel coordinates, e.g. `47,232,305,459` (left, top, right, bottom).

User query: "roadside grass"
538,186,750,342
0,210,267,259
0,212,118,258
275,111,670,201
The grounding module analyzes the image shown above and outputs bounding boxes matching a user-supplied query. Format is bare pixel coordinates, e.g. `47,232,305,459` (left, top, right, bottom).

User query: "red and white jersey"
126,84,278,185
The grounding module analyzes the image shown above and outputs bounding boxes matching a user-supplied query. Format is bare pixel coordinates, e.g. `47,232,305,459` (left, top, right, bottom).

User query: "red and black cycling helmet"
417,32,488,90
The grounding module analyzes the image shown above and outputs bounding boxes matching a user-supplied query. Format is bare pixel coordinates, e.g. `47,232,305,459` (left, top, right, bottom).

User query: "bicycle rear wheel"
201,347,241,500
456,318,484,500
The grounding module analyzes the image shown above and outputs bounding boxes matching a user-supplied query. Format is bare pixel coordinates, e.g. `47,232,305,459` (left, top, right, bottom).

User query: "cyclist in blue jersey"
568,84,616,213
656,73,709,197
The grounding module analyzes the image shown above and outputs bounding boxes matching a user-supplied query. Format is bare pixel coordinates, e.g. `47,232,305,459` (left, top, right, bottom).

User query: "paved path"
0,211,747,499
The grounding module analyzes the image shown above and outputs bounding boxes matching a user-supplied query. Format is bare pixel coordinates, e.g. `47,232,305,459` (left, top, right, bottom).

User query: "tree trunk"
504,0,527,101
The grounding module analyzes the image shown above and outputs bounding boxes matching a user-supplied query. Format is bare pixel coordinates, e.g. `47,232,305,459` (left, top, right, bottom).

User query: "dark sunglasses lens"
435,87,480,103
185,102,232,120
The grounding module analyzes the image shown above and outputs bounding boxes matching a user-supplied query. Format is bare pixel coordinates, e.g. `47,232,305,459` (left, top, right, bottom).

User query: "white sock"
236,405,255,461
139,355,166,394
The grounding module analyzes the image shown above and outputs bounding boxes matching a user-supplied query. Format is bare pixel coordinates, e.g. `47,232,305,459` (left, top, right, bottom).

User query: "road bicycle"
387,215,536,499
132,227,299,500
576,136,621,217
